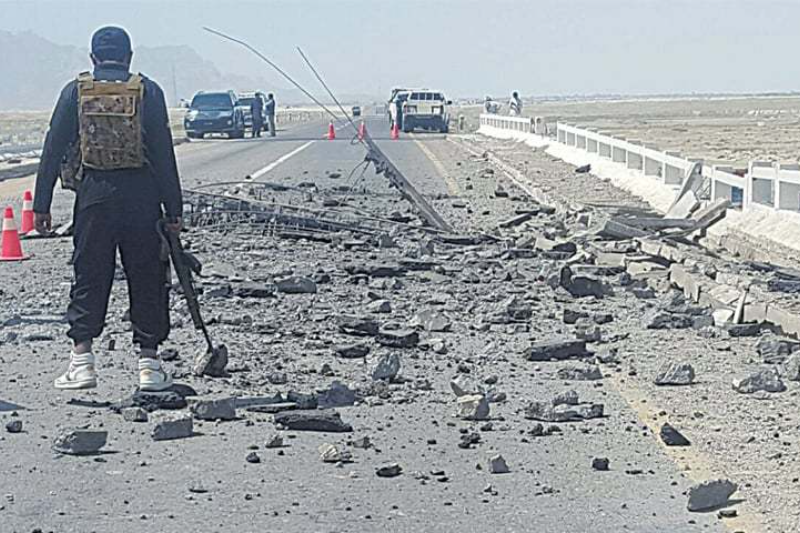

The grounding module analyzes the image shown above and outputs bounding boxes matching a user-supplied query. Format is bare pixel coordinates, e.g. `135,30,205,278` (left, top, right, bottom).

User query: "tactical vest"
77,71,145,171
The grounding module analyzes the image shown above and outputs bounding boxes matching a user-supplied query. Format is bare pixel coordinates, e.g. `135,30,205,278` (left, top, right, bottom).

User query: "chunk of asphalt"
151,414,194,441
654,361,696,386
687,479,738,512
273,410,353,433
488,454,510,474
660,423,691,446
53,430,108,455
121,407,149,423
376,462,403,477
191,398,237,421
524,339,589,362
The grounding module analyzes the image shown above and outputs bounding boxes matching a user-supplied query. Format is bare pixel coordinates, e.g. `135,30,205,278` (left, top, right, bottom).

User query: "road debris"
53,430,108,455
687,479,738,512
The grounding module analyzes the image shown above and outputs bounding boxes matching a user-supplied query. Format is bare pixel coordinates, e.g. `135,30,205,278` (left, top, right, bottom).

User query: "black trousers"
67,202,170,349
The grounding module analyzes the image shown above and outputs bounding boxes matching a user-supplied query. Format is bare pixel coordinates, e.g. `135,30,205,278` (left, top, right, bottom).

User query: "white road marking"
248,120,358,180
250,141,315,180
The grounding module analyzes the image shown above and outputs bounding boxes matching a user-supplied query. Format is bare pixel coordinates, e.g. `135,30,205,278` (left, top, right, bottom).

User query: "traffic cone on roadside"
1,207,28,261
327,121,336,140
391,123,400,140
358,121,366,141
20,190,34,235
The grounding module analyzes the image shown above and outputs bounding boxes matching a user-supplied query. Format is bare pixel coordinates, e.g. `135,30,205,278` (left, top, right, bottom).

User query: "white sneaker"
54,352,98,390
139,358,173,392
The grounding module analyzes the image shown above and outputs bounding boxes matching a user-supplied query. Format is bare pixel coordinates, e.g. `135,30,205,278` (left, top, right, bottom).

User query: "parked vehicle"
351,105,362,117
398,89,451,133
184,90,246,139
236,91,267,131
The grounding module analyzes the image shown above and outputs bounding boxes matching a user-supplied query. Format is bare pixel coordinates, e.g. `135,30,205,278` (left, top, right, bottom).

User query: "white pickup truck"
389,89,451,133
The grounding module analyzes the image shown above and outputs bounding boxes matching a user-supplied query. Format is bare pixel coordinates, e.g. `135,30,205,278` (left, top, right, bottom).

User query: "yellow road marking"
409,133,460,196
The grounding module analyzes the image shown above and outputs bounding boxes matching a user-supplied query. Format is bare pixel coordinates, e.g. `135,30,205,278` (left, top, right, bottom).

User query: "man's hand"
34,212,52,234
165,217,183,234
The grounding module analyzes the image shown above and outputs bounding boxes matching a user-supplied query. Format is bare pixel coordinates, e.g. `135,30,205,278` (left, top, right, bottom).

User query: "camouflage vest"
77,71,145,171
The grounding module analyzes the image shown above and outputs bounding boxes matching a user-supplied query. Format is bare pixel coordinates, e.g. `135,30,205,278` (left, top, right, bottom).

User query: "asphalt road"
0,115,731,533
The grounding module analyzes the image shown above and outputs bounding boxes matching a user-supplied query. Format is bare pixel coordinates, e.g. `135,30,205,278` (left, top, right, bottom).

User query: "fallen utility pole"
361,130,454,233
203,27,455,234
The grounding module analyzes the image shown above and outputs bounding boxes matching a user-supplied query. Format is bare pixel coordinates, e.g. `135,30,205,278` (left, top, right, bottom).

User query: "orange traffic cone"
20,190,34,235
391,123,400,140
1,207,28,261
357,121,366,141
327,121,336,140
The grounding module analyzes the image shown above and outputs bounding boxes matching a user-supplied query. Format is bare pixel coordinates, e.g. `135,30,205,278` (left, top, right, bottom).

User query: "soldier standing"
33,26,183,391
265,92,276,137
250,94,264,137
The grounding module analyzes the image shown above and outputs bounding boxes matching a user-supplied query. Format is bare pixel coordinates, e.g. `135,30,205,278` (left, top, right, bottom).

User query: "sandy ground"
457,94,800,167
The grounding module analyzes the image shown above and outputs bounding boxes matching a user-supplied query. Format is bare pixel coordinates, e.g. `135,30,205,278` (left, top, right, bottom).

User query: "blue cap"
91,26,132,61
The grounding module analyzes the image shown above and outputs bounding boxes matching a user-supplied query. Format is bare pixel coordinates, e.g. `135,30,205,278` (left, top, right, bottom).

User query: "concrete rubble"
687,479,738,512
52,430,108,455
5,119,799,531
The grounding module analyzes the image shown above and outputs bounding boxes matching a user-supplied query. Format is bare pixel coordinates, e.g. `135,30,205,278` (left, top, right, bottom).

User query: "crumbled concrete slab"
687,479,738,512
151,414,193,441
53,430,108,455
273,411,353,432
191,398,237,421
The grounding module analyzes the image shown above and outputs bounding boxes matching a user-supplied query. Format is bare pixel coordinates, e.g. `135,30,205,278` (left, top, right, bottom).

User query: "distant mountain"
0,30,310,110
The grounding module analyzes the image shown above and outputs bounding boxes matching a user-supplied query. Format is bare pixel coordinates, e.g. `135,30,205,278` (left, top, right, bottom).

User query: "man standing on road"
509,91,523,116
250,94,264,137
265,92,276,137
33,26,183,392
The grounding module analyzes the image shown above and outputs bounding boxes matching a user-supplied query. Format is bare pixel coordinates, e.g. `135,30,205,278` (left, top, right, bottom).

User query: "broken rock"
732,368,786,394
450,374,480,397
410,309,451,332
338,316,379,337
377,328,419,348
525,339,589,362
335,343,370,358
757,334,800,364
660,423,691,446
644,310,693,330
552,390,579,406
525,401,604,423
654,362,696,386
370,353,401,381
457,394,490,421
367,299,392,314
317,381,357,408
191,398,237,421
274,411,353,433
53,430,108,455
121,407,149,423
275,276,317,294
556,364,603,381
488,454,510,474
151,414,193,441
784,352,800,381
376,462,403,477
687,479,738,512
319,443,353,463
193,345,229,377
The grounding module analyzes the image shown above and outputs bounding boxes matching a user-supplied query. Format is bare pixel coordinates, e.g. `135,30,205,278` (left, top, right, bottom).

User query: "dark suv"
184,91,246,139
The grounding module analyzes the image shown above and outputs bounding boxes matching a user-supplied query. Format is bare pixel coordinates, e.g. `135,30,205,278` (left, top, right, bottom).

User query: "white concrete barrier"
479,112,800,255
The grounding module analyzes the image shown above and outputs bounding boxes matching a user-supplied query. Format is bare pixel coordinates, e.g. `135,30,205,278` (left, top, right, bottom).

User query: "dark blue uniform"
34,63,183,349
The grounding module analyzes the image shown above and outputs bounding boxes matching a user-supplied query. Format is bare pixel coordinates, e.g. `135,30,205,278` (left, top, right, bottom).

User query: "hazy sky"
2,0,799,98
